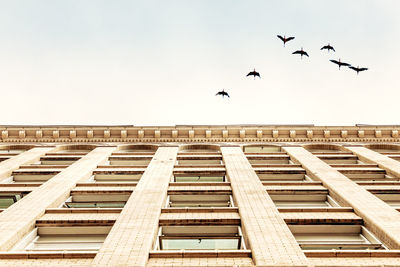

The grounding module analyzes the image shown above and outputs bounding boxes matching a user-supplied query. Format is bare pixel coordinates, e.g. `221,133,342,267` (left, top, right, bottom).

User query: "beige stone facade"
1,125,400,266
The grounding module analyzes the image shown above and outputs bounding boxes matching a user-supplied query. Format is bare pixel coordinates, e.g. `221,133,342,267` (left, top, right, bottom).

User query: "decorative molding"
69,130,76,139
1,131,8,140
87,130,94,139
19,130,25,139
53,130,59,139
121,130,128,139
240,130,246,139
0,126,399,143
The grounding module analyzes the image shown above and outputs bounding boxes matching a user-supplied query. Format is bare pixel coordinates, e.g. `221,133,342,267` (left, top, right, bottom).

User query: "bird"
215,89,230,98
330,58,351,70
247,68,261,79
292,48,309,59
277,35,295,47
349,65,368,75
321,43,335,52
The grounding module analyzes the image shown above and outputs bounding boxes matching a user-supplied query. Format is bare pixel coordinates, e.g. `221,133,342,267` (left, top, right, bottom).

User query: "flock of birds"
215,34,368,99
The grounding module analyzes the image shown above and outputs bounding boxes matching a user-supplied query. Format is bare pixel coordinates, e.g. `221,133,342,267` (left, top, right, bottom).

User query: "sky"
0,0,399,126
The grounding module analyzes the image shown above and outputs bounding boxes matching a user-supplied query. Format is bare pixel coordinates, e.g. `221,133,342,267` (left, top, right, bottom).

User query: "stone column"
0,146,115,250
284,146,400,249
0,146,56,182
93,146,178,266
221,147,309,267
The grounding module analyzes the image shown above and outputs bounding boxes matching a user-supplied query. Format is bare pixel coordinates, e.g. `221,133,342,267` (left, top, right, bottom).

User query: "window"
12,226,110,252
271,194,340,208
375,193,400,208
108,156,152,166
176,156,223,166
63,193,129,208
40,155,82,165
93,169,143,182
289,225,385,250
156,226,245,250
244,146,281,153
318,154,359,164
12,168,60,183
256,168,306,181
0,193,24,208
167,194,233,208
173,170,226,182
247,155,290,164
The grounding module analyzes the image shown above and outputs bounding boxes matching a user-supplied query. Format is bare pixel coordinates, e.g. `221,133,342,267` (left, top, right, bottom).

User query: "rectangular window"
93,169,143,182
173,170,226,182
256,168,306,181
40,155,82,165
108,156,152,166
12,169,60,183
63,193,129,208
156,226,244,250
289,225,385,250
375,193,400,208
167,194,233,208
0,193,23,208
272,194,339,208
13,226,110,252
247,155,290,164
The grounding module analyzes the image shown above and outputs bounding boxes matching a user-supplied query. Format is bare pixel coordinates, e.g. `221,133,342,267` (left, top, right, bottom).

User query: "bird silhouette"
215,89,230,98
277,35,295,47
330,58,350,70
292,48,309,59
247,68,260,79
321,43,335,52
349,65,368,75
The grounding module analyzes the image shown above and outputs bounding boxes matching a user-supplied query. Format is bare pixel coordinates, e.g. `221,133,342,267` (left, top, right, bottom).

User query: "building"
1,124,400,266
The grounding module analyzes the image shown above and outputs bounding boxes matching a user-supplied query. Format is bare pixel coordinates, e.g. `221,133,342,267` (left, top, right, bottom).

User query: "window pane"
161,238,239,250
175,176,224,182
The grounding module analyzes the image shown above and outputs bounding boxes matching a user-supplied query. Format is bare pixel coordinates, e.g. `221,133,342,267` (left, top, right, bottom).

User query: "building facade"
0,125,400,266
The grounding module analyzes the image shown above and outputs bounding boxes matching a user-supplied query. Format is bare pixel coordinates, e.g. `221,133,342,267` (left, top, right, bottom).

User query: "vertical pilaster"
93,146,178,266
0,146,115,250
284,146,400,249
221,147,309,267
0,147,55,182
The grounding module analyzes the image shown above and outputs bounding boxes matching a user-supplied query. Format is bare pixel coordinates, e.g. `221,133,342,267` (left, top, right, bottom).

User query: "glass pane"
65,202,126,208
295,234,366,243
175,176,224,182
161,238,239,250
28,242,103,251
275,201,330,208
0,198,15,208
171,202,230,207
0,195,21,208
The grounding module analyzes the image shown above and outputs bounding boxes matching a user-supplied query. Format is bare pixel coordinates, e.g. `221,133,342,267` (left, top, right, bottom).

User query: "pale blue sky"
0,1,399,125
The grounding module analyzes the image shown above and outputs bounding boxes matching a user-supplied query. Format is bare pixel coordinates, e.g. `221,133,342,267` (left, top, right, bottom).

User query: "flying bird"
349,65,368,75
277,35,295,47
292,48,309,59
215,89,230,98
321,43,335,52
247,68,260,79
330,59,350,70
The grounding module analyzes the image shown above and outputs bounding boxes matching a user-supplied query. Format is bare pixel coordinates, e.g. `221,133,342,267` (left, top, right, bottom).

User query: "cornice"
0,125,399,143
